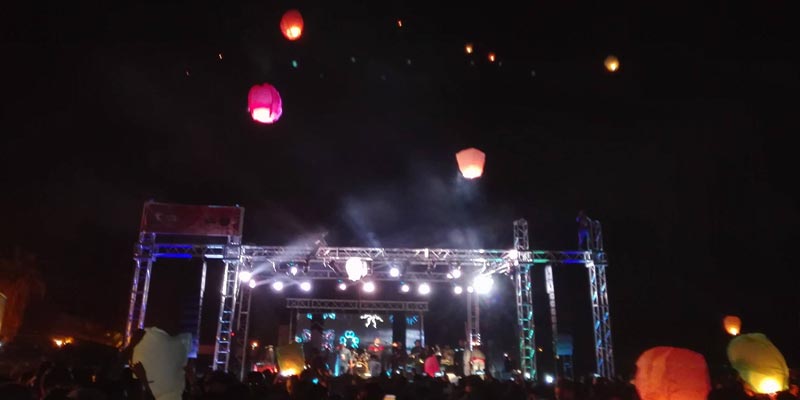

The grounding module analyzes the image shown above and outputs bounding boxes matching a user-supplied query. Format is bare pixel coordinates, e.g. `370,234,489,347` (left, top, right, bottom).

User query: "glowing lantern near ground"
488,52,496,63
727,333,789,394
248,83,283,124
723,315,741,336
465,43,474,54
634,347,711,400
456,148,486,179
280,10,304,41
604,55,620,72
132,327,192,400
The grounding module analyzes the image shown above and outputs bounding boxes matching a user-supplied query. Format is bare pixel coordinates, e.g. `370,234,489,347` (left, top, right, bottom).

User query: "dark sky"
2,0,798,377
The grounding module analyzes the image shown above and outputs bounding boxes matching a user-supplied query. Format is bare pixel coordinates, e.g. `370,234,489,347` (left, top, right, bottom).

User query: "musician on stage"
334,343,353,376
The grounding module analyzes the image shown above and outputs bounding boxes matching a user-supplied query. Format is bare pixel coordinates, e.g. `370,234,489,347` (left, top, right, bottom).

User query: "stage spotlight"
346,257,368,281
338,281,347,291
473,275,494,295
300,281,312,292
451,268,462,279
272,281,284,291
389,266,400,278
248,279,257,289
453,285,463,295
467,286,474,293
290,266,298,276
363,281,376,293
418,283,431,295
239,271,252,282
544,374,554,384
400,283,410,293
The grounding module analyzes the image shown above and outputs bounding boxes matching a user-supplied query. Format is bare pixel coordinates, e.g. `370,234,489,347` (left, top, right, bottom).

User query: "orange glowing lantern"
397,19,403,28
604,55,620,72
465,43,474,54
634,347,711,400
456,148,486,179
723,315,741,336
488,52,496,63
728,333,789,394
248,83,283,124
280,10,304,41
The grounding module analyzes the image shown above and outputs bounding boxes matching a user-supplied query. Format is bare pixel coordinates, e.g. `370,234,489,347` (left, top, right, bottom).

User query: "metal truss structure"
544,265,559,377
286,298,429,312
126,217,614,380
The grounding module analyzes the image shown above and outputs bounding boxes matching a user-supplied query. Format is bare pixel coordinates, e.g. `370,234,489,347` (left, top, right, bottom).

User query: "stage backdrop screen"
293,312,422,352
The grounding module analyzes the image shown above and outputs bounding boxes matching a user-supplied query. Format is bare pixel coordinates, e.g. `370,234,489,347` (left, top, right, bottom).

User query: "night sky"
2,1,799,377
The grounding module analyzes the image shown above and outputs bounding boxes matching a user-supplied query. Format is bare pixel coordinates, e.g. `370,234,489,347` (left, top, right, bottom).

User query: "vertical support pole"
545,265,559,378
587,257,615,378
420,313,425,347
237,284,253,379
191,260,207,358
124,258,142,347
513,219,536,381
126,233,155,347
213,260,241,371
466,291,480,350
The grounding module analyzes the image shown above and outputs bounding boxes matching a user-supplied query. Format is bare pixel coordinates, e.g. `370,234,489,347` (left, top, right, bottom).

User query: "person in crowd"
453,339,467,377
409,340,425,371
424,347,441,378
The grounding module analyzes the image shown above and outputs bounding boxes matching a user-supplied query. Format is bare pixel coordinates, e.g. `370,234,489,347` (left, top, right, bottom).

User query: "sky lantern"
723,315,741,336
487,52,496,63
456,148,486,179
280,10,304,41
727,333,789,394
465,43,474,54
604,55,620,72
634,347,711,400
248,83,283,124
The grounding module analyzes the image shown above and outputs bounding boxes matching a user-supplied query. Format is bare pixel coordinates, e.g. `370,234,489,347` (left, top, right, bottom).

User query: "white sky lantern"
345,257,369,281
456,147,486,179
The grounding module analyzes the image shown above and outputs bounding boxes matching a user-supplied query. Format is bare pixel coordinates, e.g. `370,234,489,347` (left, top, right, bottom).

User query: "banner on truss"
140,202,244,237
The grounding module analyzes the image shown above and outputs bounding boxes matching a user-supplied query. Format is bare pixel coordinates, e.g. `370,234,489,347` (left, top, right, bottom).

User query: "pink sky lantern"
248,83,283,124
280,10,304,41
456,148,486,179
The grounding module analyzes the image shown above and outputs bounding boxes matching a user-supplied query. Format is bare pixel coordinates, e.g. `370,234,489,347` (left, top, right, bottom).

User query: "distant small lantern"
248,83,283,124
723,315,742,336
488,52,496,63
456,148,486,179
397,19,403,28
604,55,620,72
280,10,304,41
465,43,474,54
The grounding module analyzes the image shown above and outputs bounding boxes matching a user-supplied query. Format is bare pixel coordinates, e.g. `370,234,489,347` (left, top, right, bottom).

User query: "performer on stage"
408,339,425,373
453,340,466,377
470,345,486,375
334,343,353,376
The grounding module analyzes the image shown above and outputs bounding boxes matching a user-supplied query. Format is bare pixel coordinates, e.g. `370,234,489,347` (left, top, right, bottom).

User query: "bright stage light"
453,285,463,295
346,257,368,281
418,283,431,295
507,249,519,260
544,374,554,384
338,281,347,291
363,281,376,293
272,281,284,291
239,271,252,282
389,267,400,278
451,268,462,279
248,279,257,289
400,283,410,293
473,275,494,295
467,286,474,293
300,281,312,292
290,266,298,276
